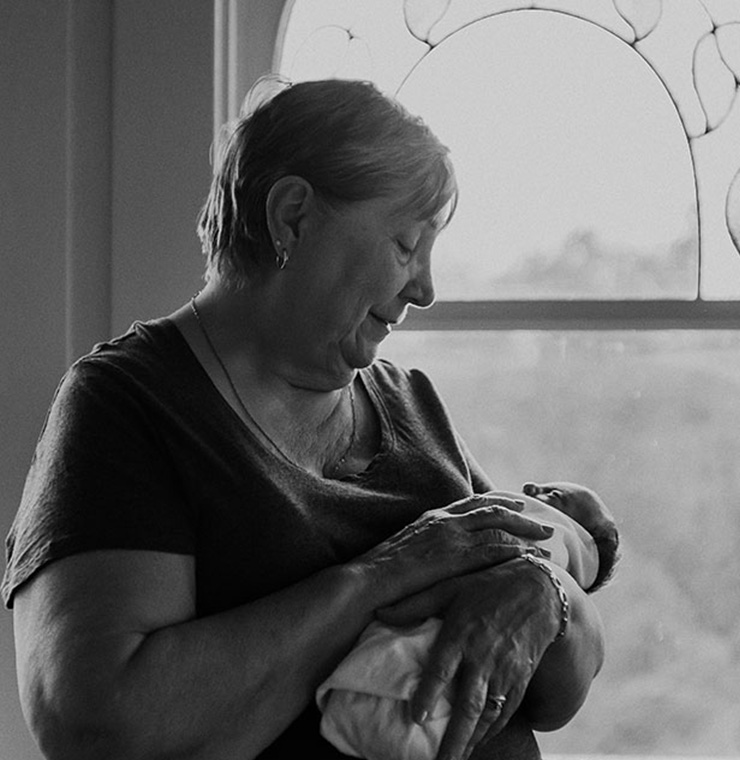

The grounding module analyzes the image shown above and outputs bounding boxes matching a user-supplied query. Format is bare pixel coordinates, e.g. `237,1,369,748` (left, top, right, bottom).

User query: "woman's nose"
403,253,436,308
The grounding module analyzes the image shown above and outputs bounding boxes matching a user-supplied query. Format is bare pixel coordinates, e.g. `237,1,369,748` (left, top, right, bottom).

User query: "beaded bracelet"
520,553,570,641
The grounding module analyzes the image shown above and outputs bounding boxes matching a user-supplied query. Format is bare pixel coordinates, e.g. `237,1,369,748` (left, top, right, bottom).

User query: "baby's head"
523,482,620,592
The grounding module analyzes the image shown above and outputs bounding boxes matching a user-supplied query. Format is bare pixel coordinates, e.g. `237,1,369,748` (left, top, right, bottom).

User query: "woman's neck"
171,282,363,477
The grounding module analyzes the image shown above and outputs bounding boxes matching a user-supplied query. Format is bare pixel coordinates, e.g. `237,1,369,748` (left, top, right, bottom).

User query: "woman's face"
274,193,439,388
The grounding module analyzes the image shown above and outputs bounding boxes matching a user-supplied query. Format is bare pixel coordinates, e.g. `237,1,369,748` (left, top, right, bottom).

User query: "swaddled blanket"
316,492,599,760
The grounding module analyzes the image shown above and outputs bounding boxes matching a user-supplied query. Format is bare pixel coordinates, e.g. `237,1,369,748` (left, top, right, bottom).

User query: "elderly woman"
3,78,605,760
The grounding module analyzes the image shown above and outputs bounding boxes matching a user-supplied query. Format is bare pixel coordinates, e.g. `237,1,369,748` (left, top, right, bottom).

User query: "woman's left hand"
376,558,562,760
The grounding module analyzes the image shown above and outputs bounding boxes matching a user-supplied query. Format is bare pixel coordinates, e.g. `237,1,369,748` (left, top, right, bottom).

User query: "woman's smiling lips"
368,312,399,340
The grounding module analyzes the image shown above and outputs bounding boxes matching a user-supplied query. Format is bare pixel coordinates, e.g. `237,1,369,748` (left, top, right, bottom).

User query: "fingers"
474,531,552,563
432,667,488,760
415,659,522,760
522,481,551,497
447,502,555,541
445,493,525,515
522,482,564,506
472,511,555,541
461,683,526,760
434,494,556,549
461,692,509,760
407,619,510,744
409,628,462,724
523,481,568,495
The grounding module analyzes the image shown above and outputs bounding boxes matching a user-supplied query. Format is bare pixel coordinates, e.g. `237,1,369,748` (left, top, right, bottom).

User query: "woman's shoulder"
364,358,450,420
366,358,436,392
83,317,184,367
53,318,201,423
67,318,190,386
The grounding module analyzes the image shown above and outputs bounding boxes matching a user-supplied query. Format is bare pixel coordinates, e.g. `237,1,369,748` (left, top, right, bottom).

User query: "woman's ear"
266,176,314,251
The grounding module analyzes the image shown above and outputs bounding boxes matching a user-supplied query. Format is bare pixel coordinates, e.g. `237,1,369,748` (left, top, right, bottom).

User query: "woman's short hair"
197,76,458,287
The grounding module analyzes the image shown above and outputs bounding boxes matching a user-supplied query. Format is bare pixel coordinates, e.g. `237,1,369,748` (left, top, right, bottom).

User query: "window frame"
403,299,740,331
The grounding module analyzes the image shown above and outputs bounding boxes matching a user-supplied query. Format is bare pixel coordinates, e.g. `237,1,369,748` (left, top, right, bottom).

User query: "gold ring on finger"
485,693,507,713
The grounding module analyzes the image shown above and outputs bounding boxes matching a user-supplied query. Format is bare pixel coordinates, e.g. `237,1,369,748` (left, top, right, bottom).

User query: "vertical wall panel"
1,3,287,756
65,0,113,362
0,4,68,757
0,3,214,757
111,0,214,333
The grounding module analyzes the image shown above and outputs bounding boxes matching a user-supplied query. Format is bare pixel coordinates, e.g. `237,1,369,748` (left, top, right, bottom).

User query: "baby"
520,481,619,594
316,482,619,760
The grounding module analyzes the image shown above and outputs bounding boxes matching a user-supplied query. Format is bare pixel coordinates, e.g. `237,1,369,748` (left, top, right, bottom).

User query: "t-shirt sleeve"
2,358,197,608
395,362,497,494
458,435,496,493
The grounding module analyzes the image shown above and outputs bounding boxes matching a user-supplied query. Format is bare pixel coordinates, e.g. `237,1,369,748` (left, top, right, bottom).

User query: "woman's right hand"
353,492,555,606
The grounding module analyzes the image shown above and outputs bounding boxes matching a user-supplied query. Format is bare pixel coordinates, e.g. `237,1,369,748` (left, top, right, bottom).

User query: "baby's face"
520,483,620,592
523,482,607,534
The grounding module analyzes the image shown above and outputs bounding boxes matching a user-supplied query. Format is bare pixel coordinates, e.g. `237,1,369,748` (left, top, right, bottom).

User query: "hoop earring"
274,240,289,270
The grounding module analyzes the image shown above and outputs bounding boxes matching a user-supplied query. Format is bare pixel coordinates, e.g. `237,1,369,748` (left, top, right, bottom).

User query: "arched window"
280,0,740,319
250,1,740,754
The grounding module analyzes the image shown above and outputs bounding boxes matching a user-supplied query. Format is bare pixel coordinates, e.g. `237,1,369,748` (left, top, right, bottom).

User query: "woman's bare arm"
13,495,554,760
14,550,372,760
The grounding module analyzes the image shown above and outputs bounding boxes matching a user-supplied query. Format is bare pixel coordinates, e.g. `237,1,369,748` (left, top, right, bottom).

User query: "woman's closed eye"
394,238,415,263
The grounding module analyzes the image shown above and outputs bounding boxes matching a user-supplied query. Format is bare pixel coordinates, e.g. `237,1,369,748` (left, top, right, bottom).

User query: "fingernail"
539,548,552,558
514,499,525,507
415,710,429,724
542,524,555,535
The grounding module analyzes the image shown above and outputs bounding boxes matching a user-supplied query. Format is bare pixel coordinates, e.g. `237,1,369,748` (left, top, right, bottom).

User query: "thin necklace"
189,296,357,476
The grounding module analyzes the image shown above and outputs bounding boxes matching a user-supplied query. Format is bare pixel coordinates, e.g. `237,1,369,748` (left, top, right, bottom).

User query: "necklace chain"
189,296,356,476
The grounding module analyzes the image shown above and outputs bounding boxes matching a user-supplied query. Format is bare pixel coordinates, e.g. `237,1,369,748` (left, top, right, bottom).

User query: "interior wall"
0,3,68,757
111,0,214,334
0,1,214,755
1,0,290,753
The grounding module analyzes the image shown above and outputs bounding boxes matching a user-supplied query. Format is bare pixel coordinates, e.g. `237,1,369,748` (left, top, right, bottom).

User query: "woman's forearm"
118,565,378,759
17,558,378,760
520,563,606,731
17,496,551,760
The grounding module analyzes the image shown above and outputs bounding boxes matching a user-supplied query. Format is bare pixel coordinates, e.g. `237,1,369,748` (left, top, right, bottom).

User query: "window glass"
397,11,697,300
381,330,740,755
279,0,740,301
278,1,740,755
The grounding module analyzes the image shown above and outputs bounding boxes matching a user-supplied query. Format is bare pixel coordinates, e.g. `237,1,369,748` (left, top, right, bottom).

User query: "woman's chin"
335,341,379,378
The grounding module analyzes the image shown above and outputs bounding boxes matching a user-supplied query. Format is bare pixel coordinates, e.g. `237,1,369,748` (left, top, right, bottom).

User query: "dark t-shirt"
2,318,541,759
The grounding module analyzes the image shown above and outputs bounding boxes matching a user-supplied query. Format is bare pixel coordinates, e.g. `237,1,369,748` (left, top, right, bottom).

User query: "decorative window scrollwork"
279,0,740,326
